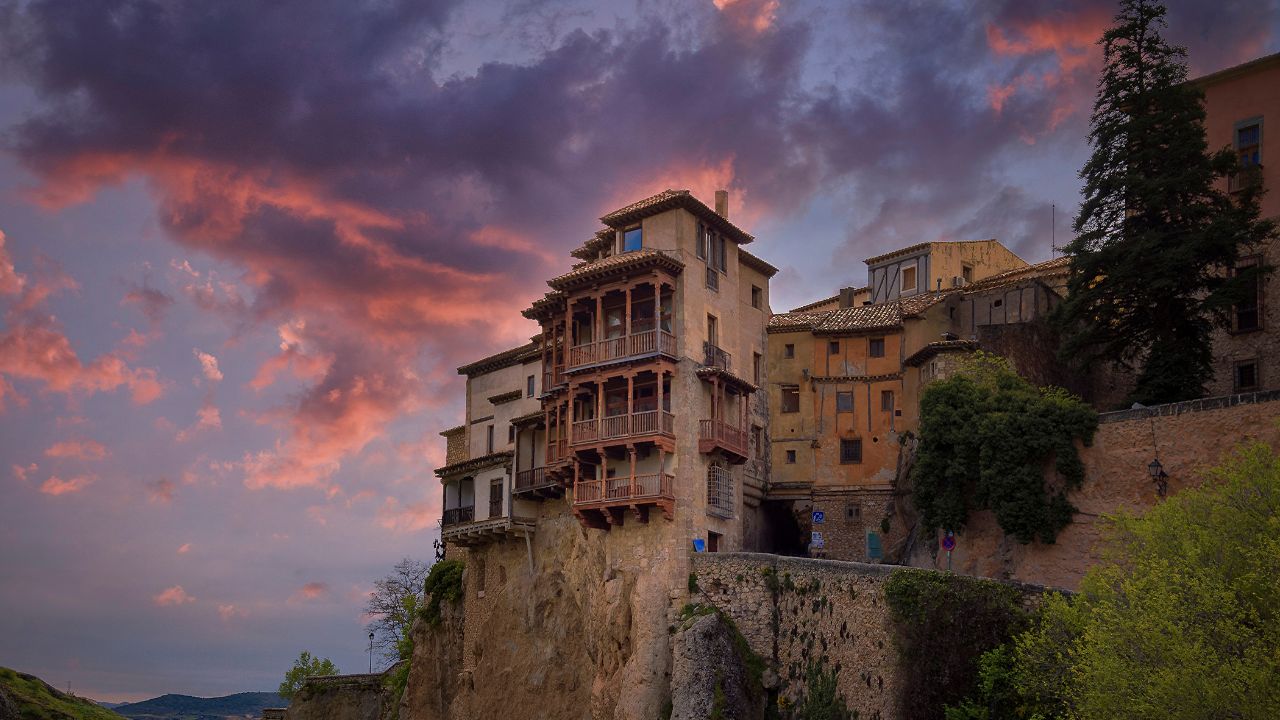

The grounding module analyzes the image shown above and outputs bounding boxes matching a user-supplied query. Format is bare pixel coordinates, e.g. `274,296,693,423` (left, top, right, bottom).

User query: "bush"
420,559,464,627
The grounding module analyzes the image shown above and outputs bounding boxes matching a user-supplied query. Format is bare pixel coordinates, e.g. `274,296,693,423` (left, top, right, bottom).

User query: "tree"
1056,0,1276,405
278,651,338,700
910,352,1098,544
363,558,429,662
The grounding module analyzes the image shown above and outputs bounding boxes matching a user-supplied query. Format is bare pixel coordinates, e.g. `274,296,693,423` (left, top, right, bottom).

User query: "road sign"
942,533,956,551
812,510,825,525
810,531,824,548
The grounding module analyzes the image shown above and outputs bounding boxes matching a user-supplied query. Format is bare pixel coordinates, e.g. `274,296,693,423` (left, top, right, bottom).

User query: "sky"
0,0,1277,703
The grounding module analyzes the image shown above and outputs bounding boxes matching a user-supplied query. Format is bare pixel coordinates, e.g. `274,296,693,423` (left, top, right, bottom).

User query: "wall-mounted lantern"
1147,457,1169,498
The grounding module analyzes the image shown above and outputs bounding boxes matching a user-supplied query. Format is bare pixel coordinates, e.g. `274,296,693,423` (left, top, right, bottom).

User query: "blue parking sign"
812,510,825,524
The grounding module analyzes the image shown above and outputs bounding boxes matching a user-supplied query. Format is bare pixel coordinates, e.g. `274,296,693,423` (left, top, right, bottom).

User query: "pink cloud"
290,582,329,603
153,585,195,606
40,474,95,496
44,439,108,461
176,396,222,442
376,496,439,534
177,543,192,554
217,604,248,622
193,349,223,382
0,231,25,296
12,463,38,482
146,478,176,504
713,0,780,35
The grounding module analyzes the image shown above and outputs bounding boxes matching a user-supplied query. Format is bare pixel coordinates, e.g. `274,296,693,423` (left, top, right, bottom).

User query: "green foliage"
911,353,1098,543
420,559,464,627
1061,441,1280,717
0,667,125,720
884,569,1031,720
278,651,338,700
688,572,699,593
364,558,429,662
710,672,727,720
794,665,855,720
1057,0,1277,404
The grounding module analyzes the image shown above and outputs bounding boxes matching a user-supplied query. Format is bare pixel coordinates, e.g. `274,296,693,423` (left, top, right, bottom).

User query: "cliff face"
407,510,684,720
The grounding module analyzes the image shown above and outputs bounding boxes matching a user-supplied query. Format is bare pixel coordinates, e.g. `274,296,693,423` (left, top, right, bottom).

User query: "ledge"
1098,388,1280,424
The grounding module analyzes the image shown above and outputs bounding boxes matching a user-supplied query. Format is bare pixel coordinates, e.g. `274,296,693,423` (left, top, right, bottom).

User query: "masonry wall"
909,390,1280,589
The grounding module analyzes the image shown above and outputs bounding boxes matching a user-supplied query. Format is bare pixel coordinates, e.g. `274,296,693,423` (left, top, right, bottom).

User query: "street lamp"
368,631,375,673
1148,458,1169,498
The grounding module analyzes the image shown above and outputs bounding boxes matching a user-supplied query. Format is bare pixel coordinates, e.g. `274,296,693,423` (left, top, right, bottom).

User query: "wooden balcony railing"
515,467,547,491
545,439,569,464
542,366,566,390
699,419,748,457
442,505,474,526
571,411,675,445
703,342,731,371
567,330,676,370
575,472,675,504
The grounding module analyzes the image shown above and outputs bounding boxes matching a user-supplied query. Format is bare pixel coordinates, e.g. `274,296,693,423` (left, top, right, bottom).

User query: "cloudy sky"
0,0,1276,702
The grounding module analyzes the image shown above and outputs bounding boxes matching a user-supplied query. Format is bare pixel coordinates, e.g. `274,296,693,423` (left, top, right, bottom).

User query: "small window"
507,425,515,444
846,504,860,519
753,352,762,384
707,314,718,346
623,226,643,252
961,264,973,284
881,390,894,412
901,266,917,293
527,374,536,397
486,425,495,454
751,426,763,458
785,449,797,464
836,391,853,413
1236,120,1261,168
696,223,707,259
708,531,721,553
1234,259,1262,332
840,438,862,464
751,285,763,309
784,343,795,359
1235,361,1259,392
781,385,800,413
867,531,882,561
869,337,885,358
828,340,840,355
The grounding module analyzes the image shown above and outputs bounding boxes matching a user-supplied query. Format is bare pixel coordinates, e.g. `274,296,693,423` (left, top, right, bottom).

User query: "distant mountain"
0,666,126,720
94,703,129,710
112,692,285,720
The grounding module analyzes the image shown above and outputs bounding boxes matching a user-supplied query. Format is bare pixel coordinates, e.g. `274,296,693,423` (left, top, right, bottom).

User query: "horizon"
1,0,1278,702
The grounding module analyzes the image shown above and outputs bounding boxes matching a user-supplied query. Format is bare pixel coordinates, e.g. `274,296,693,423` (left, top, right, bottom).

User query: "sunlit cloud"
177,543,192,555
145,478,176,504
39,474,95,496
193,349,223,382
44,439,108,461
290,582,329,603
153,586,195,606
12,462,38,482
376,497,439,534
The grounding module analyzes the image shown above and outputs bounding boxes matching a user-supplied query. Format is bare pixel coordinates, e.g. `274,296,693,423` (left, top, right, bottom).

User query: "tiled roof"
487,389,523,405
903,340,979,367
768,294,948,335
790,294,840,313
509,409,544,426
570,229,615,260
961,256,1069,294
694,366,758,393
738,248,779,277
434,450,513,480
521,291,566,321
456,341,540,377
547,249,684,291
599,189,754,245
439,425,464,437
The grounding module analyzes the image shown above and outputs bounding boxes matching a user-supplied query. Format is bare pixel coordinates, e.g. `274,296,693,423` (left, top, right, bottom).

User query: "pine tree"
1057,0,1276,405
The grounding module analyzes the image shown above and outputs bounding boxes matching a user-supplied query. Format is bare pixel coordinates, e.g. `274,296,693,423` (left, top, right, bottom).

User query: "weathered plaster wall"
909,390,1280,589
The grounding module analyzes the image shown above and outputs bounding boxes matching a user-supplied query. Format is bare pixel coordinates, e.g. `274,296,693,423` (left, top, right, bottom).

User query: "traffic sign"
810,531,825,548
812,510,825,525
941,533,956,551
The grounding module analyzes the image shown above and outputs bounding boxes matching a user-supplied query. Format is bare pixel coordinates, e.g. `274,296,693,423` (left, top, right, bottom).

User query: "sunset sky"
1,0,1277,702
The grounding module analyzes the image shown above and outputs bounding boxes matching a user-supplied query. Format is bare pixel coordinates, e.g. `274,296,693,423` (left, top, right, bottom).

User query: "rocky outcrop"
399,601,463,720
670,613,765,720
288,670,397,720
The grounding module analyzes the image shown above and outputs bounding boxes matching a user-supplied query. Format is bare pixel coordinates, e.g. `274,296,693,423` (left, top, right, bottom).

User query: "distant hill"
0,667,125,720
112,693,285,720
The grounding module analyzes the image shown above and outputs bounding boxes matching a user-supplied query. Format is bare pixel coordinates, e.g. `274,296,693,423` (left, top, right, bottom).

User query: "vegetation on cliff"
384,559,465,701
911,352,1098,544
1056,0,1277,404
948,441,1280,718
364,558,430,662
0,667,124,720
278,652,338,700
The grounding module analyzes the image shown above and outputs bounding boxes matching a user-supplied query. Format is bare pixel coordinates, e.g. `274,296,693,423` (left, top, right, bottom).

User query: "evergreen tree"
1057,0,1276,405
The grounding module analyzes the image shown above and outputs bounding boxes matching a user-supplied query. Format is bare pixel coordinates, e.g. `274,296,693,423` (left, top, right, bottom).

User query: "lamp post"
1147,415,1169,498
368,631,375,673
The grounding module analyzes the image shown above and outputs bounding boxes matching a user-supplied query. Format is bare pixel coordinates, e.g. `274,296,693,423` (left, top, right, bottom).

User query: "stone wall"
690,553,902,720
909,389,1280,589
288,667,400,720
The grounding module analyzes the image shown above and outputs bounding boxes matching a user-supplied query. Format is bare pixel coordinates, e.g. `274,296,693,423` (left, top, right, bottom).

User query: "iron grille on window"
703,341,731,371
840,438,863,464
707,464,734,519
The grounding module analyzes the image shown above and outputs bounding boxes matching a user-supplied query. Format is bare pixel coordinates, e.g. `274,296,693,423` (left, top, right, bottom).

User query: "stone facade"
287,668,400,720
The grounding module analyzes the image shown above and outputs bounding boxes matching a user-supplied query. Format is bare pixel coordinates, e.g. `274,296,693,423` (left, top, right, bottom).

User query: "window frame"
486,424,495,454
622,225,643,252
836,391,854,413
527,374,536,397
753,352,762,385
783,343,795,359
780,384,800,413
785,449,797,464
839,437,863,464
869,337,886,358
1234,116,1263,168
1234,360,1260,392
751,285,763,309
881,389,894,412
901,265,918,293
1232,255,1264,333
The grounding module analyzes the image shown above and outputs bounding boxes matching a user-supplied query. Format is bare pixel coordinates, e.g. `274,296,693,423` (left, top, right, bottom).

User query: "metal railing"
1228,164,1263,193
488,496,503,520
442,505,474,526
703,341,731,371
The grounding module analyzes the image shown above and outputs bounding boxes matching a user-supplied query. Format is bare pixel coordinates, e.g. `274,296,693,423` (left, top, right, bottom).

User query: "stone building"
1196,52,1280,397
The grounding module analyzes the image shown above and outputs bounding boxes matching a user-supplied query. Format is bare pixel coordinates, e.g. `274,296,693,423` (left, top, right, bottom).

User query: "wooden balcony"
442,506,474,526
514,466,563,499
441,513,536,547
572,472,675,529
566,330,676,371
703,341,731,371
699,419,749,463
571,410,675,447
542,366,567,392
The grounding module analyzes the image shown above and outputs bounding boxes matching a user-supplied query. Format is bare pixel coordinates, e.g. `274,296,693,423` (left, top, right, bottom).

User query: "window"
881,390,894,411
785,449,797,464
753,352,762,384
489,479,503,519
706,265,720,291
708,531,722,553
869,337,885,358
527,374,536,397
781,385,800,413
696,223,707,259
751,426,763,458
867,531,882,561
507,425,515,444
901,266,917,293
784,343,795,359
707,463,733,519
961,264,973,284
486,425,494,454
846,504,860,519
623,226,643,252
1234,259,1262,331
1236,119,1262,168
1235,361,1259,392
840,438,862,464
828,340,840,355
707,314,718,346
836,391,853,413
751,285,763,309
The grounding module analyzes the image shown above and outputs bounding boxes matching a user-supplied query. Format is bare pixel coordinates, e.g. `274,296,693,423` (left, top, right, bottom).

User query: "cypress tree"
1057,0,1276,405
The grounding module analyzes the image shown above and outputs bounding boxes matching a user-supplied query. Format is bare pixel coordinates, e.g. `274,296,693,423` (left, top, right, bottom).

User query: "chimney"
714,190,729,219
838,286,857,308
